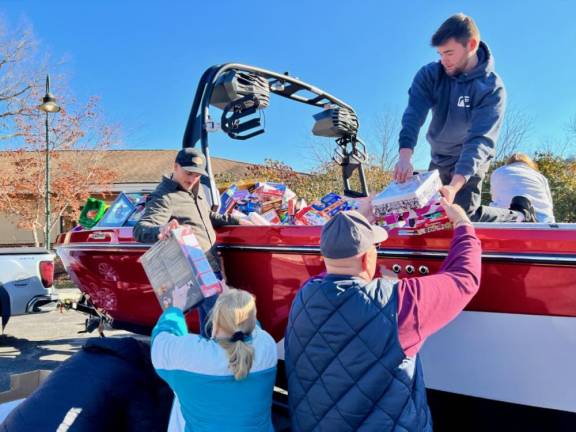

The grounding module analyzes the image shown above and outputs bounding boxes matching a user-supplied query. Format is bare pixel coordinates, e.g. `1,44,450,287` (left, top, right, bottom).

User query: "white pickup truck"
0,248,58,329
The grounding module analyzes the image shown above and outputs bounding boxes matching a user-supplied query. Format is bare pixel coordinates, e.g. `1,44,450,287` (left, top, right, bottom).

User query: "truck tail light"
39,261,54,288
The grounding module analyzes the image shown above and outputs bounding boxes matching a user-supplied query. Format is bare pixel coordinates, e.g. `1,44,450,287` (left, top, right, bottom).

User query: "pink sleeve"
395,225,482,357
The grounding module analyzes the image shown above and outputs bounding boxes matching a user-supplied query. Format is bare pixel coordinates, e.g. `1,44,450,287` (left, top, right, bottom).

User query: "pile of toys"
219,182,357,226
372,170,452,235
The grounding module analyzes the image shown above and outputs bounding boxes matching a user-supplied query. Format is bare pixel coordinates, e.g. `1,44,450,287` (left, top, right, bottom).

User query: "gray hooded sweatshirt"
398,41,507,180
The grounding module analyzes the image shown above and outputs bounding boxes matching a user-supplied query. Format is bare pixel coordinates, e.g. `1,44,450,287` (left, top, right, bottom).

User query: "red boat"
56,64,576,430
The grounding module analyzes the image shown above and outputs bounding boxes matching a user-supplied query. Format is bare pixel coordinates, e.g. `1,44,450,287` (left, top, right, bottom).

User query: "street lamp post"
38,75,60,250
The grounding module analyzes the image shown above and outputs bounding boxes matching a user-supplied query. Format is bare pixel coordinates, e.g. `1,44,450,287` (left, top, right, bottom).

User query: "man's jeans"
196,271,222,337
429,162,520,223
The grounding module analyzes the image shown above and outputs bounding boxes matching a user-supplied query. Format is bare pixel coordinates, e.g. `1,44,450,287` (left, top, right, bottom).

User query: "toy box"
372,170,442,216
139,228,222,311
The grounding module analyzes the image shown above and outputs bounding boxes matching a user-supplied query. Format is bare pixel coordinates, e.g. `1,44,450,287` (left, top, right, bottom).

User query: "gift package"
372,170,443,216
218,181,356,226
396,195,452,236
372,171,452,236
139,227,223,311
78,197,109,228
217,173,449,235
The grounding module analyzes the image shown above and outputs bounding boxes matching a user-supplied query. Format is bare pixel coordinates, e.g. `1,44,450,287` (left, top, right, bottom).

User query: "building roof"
0,149,256,184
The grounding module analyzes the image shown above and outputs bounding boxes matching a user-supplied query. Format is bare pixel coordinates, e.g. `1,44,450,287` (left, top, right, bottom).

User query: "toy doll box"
372,170,443,216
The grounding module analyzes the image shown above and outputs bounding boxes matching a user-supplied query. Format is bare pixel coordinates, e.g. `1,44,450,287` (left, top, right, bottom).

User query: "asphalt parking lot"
0,289,135,392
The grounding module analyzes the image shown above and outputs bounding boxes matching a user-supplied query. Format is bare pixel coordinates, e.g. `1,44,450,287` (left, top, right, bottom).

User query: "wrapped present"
139,227,223,311
372,170,443,216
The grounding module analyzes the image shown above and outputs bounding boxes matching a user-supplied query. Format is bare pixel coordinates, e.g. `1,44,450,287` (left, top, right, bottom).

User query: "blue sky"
2,0,575,171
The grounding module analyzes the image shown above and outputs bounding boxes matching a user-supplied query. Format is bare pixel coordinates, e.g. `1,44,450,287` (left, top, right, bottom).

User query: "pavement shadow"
0,335,92,392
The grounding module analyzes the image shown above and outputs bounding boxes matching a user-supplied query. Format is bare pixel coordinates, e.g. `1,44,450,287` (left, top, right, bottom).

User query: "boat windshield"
96,193,148,228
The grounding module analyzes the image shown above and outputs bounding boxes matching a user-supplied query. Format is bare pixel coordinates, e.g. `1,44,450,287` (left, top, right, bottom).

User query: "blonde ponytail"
217,338,255,380
209,289,257,380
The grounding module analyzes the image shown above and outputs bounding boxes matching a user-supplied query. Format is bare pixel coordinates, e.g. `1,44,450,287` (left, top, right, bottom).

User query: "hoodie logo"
457,96,470,108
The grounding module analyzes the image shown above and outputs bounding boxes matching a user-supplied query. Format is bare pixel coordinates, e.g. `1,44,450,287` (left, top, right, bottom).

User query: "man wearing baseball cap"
134,148,251,333
285,200,481,431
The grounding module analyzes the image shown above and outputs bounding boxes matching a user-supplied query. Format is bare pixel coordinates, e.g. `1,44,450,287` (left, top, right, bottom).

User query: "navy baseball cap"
175,148,207,176
320,210,388,259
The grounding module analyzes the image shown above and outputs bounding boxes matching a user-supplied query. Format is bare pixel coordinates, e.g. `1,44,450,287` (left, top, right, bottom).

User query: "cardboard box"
139,228,223,311
0,370,51,404
248,212,270,225
262,209,281,224
372,170,443,216
375,194,453,236
311,192,357,217
294,206,330,226
219,184,238,215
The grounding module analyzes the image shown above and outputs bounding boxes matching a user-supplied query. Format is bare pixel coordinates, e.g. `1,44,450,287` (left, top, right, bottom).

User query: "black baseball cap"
175,148,207,176
320,210,388,259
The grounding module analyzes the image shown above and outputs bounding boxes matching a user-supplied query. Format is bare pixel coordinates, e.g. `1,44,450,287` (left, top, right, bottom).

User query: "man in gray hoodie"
395,13,535,222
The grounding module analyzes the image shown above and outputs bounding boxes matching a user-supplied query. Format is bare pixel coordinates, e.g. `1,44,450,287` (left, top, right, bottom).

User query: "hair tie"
230,331,252,343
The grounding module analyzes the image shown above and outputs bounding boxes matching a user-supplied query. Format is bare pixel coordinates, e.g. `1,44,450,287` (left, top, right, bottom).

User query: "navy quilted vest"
285,275,432,431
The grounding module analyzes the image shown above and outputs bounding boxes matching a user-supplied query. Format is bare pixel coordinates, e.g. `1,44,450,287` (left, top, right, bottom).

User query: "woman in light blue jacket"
151,288,277,432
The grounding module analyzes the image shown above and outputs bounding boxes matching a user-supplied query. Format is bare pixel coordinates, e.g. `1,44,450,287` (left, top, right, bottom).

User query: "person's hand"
158,219,180,240
439,185,458,204
439,174,466,204
440,198,471,228
220,280,230,293
172,282,189,310
393,158,414,183
353,194,376,223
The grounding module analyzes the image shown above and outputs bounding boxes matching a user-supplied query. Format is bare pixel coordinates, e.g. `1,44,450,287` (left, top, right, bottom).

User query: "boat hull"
56,223,576,416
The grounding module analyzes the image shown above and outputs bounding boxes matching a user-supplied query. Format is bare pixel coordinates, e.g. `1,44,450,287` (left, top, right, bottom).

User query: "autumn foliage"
0,95,119,246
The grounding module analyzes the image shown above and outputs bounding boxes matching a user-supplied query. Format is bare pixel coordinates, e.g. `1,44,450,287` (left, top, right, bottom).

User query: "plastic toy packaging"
372,170,442,216
218,181,359,226
371,171,452,236
139,227,223,311
294,206,330,226
397,194,452,236
78,197,109,228
311,192,355,217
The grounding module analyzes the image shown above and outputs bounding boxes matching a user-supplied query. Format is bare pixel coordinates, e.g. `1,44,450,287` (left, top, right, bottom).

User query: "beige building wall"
0,213,62,247
0,183,159,247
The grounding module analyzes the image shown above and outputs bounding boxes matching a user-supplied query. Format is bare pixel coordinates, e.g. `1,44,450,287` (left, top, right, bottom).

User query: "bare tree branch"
495,106,533,161
373,109,400,172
